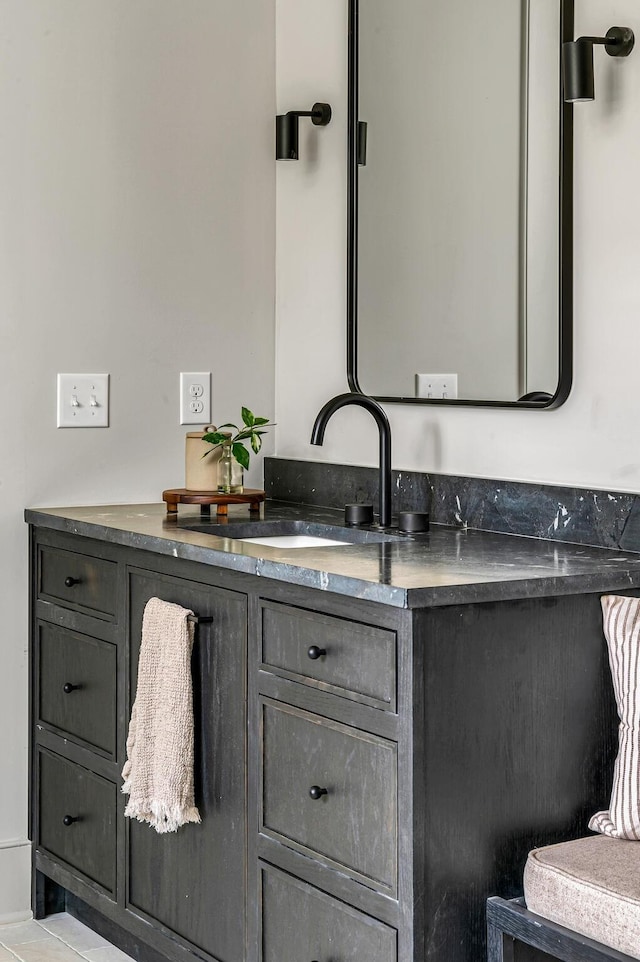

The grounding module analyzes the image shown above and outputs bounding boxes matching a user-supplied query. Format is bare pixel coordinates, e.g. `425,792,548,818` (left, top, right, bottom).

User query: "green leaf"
234,428,255,441
232,442,250,470
217,422,239,432
202,432,229,446
253,416,270,426
241,407,255,427
251,433,262,454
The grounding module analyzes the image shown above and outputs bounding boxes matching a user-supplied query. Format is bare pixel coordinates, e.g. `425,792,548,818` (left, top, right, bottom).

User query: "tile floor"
0,915,131,962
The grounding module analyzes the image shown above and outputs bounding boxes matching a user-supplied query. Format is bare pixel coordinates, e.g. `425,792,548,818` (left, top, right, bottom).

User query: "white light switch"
57,374,109,427
415,373,458,400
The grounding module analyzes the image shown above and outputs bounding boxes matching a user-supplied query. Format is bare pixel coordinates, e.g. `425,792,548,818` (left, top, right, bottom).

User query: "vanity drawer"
260,698,397,894
37,622,117,757
261,863,397,962
37,749,117,895
38,544,118,619
260,601,396,711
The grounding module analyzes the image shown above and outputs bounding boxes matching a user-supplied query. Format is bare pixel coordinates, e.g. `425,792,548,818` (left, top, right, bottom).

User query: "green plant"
202,407,273,470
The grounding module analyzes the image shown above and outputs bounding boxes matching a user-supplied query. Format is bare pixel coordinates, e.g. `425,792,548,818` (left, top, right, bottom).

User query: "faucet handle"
344,503,374,526
398,511,430,533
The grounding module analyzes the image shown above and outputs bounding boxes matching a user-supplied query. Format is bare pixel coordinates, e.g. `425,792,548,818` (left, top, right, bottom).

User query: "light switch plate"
415,373,458,399
57,373,110,427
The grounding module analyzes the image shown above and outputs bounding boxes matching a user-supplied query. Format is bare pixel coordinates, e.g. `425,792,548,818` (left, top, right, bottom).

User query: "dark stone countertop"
24,501,640,609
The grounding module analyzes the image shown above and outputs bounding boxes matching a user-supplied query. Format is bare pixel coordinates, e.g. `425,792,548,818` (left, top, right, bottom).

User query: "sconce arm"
574,26,634,57
283,103,332,127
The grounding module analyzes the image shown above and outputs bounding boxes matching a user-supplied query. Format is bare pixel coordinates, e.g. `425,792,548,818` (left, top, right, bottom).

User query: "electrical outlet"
415,373,458,400
180,372,211,424
57,374,109,427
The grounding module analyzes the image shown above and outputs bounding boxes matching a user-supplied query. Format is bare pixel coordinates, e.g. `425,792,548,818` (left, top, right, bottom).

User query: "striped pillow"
589,594,640,840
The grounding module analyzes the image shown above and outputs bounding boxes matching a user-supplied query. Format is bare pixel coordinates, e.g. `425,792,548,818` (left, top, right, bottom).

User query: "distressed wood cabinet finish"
126,569,247,962
36,622,117,757
260,863,398,962
29,524,624,962
260,697,398,893
260,600,397,710
37,748,117,895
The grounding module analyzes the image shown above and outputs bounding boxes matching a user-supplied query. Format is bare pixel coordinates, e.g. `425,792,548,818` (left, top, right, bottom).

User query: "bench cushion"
524,835,640,959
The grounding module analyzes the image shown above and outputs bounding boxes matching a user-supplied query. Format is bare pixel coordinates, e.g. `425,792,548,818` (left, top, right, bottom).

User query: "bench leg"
488,920,515,962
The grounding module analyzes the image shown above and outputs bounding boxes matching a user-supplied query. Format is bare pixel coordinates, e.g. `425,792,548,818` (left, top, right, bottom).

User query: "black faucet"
310,393,392,528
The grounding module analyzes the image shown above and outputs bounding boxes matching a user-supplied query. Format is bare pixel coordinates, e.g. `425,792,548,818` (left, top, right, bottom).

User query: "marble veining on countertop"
24,501,640,609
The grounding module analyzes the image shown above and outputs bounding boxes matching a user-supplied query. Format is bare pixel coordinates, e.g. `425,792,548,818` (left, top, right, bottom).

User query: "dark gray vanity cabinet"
251,588,619,962
29,523,623,962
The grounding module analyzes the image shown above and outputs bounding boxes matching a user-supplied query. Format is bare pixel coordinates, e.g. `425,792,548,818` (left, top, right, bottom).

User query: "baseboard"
0,839,32,922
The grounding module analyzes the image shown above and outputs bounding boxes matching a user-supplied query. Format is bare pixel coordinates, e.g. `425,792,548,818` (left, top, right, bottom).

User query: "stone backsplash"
264,457,640,552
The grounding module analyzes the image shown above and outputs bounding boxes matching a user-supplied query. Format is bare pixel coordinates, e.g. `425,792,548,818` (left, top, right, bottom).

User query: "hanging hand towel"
122,596,201,833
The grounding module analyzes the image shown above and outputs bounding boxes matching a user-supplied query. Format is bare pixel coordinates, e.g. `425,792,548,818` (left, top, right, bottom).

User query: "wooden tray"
162,488,265,518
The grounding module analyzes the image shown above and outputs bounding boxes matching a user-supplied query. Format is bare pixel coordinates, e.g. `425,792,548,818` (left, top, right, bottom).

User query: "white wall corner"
0,840,32,923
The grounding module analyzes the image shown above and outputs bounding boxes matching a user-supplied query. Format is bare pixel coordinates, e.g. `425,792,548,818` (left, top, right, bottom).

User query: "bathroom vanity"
26,501,640,962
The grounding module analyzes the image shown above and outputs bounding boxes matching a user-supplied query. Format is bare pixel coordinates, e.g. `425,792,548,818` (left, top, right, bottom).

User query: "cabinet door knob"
307,646,326,660
309,785,328,800
64,576,81,588
62,815,79,826
63,683,80,694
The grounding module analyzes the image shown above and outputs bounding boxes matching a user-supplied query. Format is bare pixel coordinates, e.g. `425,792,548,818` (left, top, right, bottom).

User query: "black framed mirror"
347,0,574,408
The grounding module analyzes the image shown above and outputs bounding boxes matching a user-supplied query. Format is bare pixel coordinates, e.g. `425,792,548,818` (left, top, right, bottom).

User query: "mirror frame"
347,0,574,409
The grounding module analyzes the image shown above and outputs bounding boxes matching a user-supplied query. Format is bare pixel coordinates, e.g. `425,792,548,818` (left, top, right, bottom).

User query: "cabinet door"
260,698,397,894
261,863,397,962
37,622,117,757
126,570,247,962
38,748,117,896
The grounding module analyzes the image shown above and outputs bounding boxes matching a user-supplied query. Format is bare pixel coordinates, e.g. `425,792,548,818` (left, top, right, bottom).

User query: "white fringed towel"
122,596,201,833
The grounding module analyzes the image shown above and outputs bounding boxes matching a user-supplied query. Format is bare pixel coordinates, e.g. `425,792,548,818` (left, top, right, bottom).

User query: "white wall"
0,0,275,919
275,0,640,494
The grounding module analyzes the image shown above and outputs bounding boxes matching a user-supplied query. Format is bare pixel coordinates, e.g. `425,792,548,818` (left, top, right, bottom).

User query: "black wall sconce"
275,102,332,160
563,26,635,102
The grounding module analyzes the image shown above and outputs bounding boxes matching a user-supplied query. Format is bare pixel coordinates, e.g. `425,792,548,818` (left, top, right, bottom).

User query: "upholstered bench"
487,835,640,961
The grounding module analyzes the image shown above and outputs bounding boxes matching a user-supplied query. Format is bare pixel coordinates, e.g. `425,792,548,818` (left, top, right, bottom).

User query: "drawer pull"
64,576,81,588
307,646,326,660
309,785,328,800
62,814,80,826
62,682,82,694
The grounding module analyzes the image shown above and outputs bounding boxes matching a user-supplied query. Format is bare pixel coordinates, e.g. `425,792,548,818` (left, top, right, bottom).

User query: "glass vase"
217,442,244,494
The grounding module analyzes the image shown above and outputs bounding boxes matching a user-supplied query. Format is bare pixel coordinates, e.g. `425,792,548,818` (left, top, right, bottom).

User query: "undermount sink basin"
180,519,403,547
239,534,352,549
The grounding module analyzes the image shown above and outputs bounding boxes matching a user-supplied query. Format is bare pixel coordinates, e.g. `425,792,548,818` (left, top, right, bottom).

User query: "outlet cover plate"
57,374,109,427
180,372,211,425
